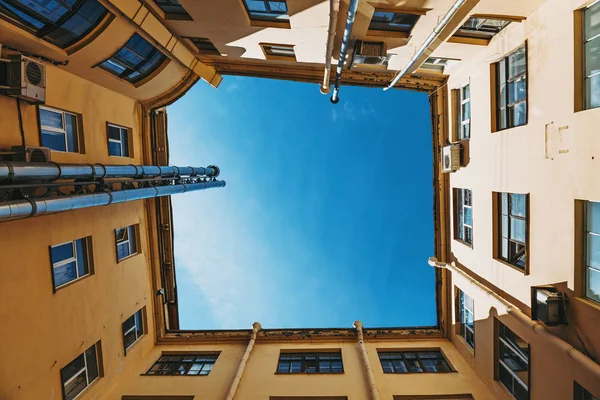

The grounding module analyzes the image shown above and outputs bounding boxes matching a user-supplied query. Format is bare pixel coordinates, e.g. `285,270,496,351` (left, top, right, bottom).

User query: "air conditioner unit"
442,144,461,173
0,55,46,103
532,286,567,326
352,41,391,69
11,146,51,162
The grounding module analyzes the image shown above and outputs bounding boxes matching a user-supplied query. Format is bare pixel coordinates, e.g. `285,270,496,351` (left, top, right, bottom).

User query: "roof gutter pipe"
354,320,381,400
428,257,600,379
330,0,359,104
0,162,219,182
225,322,262,400
384,0,467,91
321,0,340,94
0,179,225,223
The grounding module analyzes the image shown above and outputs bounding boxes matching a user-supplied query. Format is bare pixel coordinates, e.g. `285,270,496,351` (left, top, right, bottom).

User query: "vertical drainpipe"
224,322,262,400
354,321,380,400
320,0,340,94
330,0,360,104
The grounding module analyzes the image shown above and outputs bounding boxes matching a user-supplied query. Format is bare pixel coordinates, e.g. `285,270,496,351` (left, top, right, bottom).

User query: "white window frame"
123,309,144,351
61,343,100,400
584,1,600,110
456,188,473,244
39,106,79,153
458,84,471,140
107,123,129,157
458,289,475,349
116,225,137,261
51,239,89,289
585,201,600,304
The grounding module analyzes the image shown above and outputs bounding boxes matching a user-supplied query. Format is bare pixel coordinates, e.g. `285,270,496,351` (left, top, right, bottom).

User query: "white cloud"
331,108,338,122
226,83,238,92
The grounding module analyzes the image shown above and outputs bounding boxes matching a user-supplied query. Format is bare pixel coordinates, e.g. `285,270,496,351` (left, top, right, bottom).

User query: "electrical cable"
562,297,596,360
16,98,25,148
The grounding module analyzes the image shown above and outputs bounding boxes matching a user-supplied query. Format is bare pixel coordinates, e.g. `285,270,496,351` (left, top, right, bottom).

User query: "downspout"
330,0,360,104
353,321,380,400
428,257,600,378
384,0,467,91
320,0,340,94
225,322,262,400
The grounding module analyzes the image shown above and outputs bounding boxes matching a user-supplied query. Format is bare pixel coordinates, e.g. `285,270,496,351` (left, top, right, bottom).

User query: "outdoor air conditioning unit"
0,55,46,103
11,146,51,162
442,144,461,173
352,41,391,69
532,286,567,326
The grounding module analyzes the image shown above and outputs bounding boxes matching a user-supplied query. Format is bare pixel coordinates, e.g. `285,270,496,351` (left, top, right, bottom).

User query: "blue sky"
167,76,435,330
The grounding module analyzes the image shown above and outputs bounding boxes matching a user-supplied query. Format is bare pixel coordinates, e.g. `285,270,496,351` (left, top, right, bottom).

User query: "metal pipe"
353,320,380,400
0,180,226,222
225,322,262,400
384,0,467,91
0,162,219,182
321,0,340,95
330,0,359,104
428,257,600,378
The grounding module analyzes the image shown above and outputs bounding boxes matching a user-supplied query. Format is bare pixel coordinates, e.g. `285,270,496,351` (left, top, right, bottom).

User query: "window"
50,238,90,290
575,381,599,400
368,11,420,34
277,352,343,373
394,396,473,400
496,321,529,400
39,106,81,153
497,192,528,271
260,43,296,61
98,33,167,84
421,57,458,73
378,350,452,373
457,84,470,140
146,354,219,375
584,201,600,303
584,2,600,109
60,343,101,400
454,17,511,41
242,0,288,23
495,45,527,130
123,309,144,352
188,37,220,56
454,188,473,245
154,0,191,19
107,124,130,157
115,225,138,261
458,289,475,349
0,0,108,48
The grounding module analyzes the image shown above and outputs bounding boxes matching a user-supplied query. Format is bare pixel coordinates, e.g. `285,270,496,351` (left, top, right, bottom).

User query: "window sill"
453,238,473,249
455,334,475,356
493,257,529,275
117,252,141,264
274,372,345,375
124,334,145,357
448,35,490,46
382,370,458,374
573,296,600,312
249,19,290,29
53,273,93,293
492,122,528,133
366,29,410,39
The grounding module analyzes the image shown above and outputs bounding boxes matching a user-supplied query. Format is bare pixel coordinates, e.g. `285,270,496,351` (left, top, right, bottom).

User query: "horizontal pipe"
0,180,226,222
0,162,220,182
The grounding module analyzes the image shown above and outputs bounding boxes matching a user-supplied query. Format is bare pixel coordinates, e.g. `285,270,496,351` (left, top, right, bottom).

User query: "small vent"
25,61,43,86
444,154,451,170
29,148,48,162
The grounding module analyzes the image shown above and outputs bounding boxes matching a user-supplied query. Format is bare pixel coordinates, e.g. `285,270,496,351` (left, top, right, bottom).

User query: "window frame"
276,351,344,374
453,188,473,246
115,224,139,263
583,201,600,304
106,122,132,157
0,0,110,50
367,7,423,38
38,105,83,153
50,237,92,291
96,33,169,86
153,0,192,20
450,15,518,46
378,349,454,374
494,192,530,273
145,353,220,376
260,43,296,61
583,1,600,110
458,84,471,140
457,288,475,350
187,37,221,56
494,44,528,131
239,0,290,29
60,342,102,400
420,57,458,74
495,320,529,400
123,308,145,354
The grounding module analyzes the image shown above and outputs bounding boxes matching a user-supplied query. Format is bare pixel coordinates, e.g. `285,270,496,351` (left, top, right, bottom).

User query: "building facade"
0,0,599,399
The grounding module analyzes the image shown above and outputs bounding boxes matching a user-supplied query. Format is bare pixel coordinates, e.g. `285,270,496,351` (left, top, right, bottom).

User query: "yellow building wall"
101,339,495,399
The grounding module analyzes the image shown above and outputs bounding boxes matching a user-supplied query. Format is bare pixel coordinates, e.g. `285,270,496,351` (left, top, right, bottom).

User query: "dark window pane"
85,345,99,382
75,239,88,277
63,372,86,400
43,0,107,48
61,353,85,384
51,242,73,263
40,108,63,129
54,261,77,287
42,130,66,151
109,141,122,156
121,129,129,156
